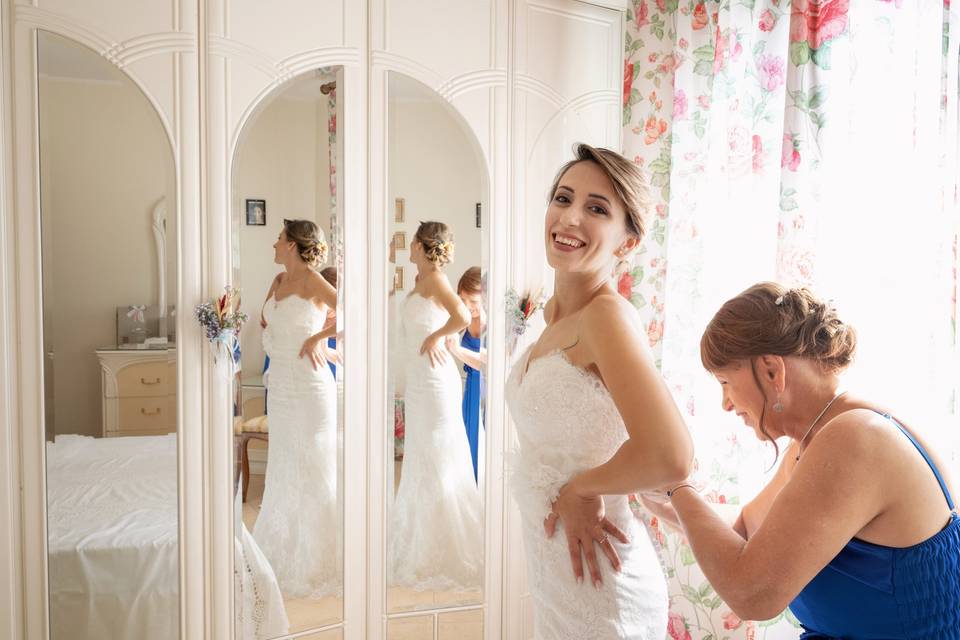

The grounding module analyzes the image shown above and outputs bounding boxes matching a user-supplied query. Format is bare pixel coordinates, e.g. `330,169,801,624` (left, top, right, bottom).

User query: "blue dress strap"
880,412,955,513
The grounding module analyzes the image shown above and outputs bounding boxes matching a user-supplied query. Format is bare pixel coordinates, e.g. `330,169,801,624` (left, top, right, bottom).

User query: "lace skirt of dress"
518,495,668,640
252,354,341,598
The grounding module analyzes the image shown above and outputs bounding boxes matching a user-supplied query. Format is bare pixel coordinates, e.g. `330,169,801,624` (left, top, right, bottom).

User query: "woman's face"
459,291,484,320
409,239,422,265
544,161,636,274
273,230,295,264
713,361,773,442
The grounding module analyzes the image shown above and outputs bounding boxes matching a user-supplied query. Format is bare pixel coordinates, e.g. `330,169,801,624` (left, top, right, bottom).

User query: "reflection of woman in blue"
447,267,486,482
318,267,341,376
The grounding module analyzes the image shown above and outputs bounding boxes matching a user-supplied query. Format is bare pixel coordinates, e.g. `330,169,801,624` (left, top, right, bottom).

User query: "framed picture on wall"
393,231,406,250
245,199,266,226
393,266,404,291
394,197,405,223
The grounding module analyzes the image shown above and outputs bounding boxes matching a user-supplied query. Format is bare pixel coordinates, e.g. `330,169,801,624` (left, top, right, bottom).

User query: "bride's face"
273,230,295,265
544,161,636,274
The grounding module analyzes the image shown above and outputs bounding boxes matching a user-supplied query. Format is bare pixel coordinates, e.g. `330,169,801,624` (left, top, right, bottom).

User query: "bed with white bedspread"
46,433,288,640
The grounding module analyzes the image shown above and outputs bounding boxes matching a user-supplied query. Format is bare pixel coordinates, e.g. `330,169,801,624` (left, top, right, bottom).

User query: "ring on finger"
597,534,609,545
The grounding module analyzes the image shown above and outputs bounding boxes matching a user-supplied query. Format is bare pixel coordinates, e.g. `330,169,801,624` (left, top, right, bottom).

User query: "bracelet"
666,483,698,498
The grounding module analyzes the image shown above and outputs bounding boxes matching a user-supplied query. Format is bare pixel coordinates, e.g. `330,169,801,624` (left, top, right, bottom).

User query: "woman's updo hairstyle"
415,221,455,267
283,218,327,268
700,282,857,374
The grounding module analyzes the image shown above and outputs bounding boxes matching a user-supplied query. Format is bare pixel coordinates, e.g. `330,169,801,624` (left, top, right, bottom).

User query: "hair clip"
775,295,785,305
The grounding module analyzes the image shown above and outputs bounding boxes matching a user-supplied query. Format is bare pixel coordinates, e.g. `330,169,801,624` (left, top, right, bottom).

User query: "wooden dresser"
95,349,177,437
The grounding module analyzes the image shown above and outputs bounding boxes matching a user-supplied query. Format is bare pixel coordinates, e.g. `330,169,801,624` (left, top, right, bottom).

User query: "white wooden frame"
0,1,204,639
367,1,510,637
203,0,368,637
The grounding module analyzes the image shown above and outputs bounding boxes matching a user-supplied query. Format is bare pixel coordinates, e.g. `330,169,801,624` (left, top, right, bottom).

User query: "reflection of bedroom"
39,31,177,441
37,32,290,640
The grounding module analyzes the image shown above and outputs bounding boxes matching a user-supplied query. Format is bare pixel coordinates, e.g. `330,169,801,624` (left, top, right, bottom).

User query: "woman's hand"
445,335,462,359
543,482,630,589
420,333,447,368
322,340,342,367
299,334,327,370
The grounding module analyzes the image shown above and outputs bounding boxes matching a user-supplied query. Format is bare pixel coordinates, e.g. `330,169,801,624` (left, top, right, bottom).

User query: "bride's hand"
544,483,629,589
419,333,446,368
298,334,327,370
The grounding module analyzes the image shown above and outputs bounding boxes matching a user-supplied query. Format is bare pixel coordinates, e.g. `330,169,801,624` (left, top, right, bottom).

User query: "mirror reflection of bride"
253,218,340,597
389,221,482,590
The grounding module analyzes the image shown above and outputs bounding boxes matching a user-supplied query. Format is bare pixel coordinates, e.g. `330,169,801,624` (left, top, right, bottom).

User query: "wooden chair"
234,395,268,502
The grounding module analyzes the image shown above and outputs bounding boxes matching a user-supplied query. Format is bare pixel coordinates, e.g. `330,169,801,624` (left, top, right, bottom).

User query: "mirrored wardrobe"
384,72,489,639
231,67,346,640
38,30,180,640
1,1,626,639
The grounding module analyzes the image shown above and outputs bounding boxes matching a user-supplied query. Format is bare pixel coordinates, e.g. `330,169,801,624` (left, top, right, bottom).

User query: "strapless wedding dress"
507,347,668,639
388,293,482,590
253,295,340,598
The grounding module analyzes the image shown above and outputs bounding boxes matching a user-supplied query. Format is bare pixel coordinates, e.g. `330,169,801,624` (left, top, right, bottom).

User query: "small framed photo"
394,197,405,223
393,231,406,250
246,199,266,226
393,266,404,291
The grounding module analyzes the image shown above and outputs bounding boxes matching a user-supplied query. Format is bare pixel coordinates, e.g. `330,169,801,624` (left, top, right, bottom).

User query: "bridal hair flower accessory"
425,240,454,265
195,286,248,364
302,240,328,267
506,287,546,354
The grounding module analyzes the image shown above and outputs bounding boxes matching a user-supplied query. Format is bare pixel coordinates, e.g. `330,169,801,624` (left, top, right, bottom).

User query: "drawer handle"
140,377,162,385
140,407,162,416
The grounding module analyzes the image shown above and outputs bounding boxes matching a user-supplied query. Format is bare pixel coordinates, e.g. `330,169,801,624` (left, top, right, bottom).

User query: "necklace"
795,390,847,461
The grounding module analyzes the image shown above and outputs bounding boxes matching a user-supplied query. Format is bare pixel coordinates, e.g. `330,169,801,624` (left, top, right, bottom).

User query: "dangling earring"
773,397,784,413
614,252,631,278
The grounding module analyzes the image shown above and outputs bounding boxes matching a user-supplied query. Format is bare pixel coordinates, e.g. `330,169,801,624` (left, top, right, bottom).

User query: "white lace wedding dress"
389,292,482,590
507,347,668,639
253,294,340,598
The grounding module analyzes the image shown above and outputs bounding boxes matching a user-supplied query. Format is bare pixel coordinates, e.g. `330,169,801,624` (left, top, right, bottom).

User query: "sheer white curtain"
622,0,959,636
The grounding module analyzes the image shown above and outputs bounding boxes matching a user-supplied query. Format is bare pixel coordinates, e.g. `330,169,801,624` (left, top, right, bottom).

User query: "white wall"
236,88,332,380
387,84,487,296
39,74,176,438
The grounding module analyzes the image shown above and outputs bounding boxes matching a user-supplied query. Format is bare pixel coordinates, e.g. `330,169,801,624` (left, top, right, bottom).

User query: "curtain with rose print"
621,1,960,638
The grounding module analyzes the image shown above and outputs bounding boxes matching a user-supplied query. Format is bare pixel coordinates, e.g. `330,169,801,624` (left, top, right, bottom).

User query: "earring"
773,397,784,413
614,253,631,277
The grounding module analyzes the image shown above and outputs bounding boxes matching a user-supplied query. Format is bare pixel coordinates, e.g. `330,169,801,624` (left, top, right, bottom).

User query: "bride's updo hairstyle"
415,221,455,267
547,143,652,242
283,218,327,268
700,282,857,450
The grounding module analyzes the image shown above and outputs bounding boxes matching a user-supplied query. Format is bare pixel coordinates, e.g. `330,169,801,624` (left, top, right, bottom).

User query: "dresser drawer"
115,361,171,398
117,396,174,432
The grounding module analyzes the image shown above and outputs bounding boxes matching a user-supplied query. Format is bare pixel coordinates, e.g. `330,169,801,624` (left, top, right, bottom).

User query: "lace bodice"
401,293,448,352
262,295,326,360
506,348,629,517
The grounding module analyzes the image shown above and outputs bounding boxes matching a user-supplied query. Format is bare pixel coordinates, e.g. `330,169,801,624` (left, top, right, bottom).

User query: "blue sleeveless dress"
789,413,960,639
460,331,483,482
327,337,337,378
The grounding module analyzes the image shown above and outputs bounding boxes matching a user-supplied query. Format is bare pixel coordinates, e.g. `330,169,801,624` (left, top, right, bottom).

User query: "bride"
389,221,482,590
507,144,693,639
253,218,340,598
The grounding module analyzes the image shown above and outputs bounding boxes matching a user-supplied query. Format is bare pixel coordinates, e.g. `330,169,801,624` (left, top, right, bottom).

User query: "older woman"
645,282,960,638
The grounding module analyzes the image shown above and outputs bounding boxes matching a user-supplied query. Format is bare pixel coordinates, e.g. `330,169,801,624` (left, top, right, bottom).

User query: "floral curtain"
621,1,960,637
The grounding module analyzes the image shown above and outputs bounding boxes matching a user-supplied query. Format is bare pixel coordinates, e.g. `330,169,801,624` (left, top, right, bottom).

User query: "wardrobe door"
506,1,627,637
203,2,366,639
368,2,509,638
6,1,202,639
